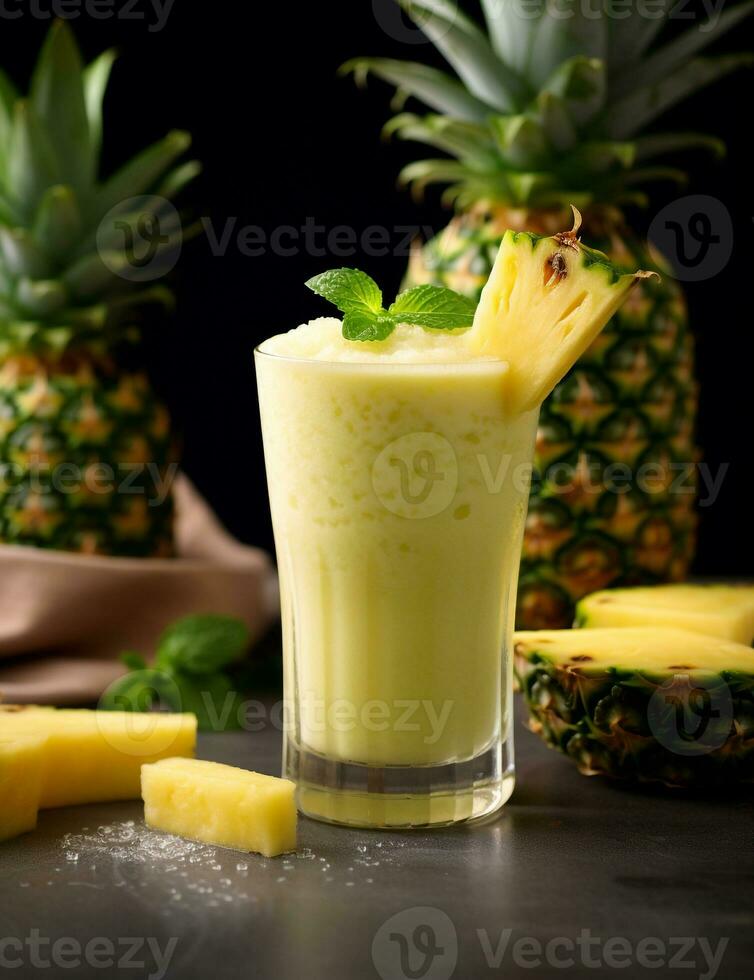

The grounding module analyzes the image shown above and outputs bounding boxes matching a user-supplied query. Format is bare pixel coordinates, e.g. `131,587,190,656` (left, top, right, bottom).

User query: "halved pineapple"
514,627,754,788
577,585,754,645
470,210,653,412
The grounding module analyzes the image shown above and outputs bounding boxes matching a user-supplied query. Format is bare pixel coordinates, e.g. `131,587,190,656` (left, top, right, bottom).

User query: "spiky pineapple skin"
514,646,754,788
406,208,698,629
0,354,175,557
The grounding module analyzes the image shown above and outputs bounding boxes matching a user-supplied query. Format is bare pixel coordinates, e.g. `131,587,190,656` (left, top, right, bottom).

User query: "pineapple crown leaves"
342,0,754,210
0,20,200,353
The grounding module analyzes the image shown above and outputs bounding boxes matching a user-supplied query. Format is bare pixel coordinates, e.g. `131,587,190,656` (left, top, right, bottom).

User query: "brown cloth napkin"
0,474,279,705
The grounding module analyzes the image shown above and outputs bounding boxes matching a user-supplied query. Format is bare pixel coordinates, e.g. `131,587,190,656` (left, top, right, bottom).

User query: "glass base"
286,738,514,829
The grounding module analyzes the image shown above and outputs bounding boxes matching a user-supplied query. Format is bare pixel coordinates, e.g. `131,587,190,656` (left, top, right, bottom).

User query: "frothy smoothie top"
260,317,501,365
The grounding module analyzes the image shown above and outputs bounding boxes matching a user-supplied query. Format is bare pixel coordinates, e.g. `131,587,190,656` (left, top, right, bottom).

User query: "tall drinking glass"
255,346,538,828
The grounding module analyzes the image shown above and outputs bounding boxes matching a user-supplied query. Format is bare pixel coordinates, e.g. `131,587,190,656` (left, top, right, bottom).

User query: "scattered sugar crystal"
54,816,384,904
61,822,220,867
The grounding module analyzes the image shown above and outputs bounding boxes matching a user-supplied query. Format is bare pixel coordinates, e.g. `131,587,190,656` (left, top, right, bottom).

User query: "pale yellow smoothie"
256,318,537,825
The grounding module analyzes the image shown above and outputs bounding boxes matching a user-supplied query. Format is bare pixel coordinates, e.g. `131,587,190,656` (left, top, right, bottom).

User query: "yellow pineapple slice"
577,584,754,645
0,735,47,842
470,209,653,412
0,707,196,808
514,626,754,676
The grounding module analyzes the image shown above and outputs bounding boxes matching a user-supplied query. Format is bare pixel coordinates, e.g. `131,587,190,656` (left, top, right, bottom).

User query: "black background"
4,1,753,573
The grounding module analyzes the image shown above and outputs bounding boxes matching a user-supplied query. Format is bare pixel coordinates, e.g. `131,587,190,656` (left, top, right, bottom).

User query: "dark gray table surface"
1,700,752,980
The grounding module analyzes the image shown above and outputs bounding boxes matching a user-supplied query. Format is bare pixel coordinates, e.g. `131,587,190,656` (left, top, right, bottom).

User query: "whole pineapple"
346,0,753,628
0,22,198,557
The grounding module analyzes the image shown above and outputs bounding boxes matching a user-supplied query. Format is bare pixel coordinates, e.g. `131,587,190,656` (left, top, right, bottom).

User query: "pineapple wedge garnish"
470,208,654,412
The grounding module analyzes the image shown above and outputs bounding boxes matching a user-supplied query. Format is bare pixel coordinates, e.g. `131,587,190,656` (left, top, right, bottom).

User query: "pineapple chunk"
0,707,196,808
0,736,47,842
577,585,754,645
470,210,652,412
142,758,296,857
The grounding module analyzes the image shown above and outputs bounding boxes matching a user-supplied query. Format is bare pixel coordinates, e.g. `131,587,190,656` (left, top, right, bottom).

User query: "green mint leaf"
342,309,397,342
120,651,147,671
388,285,476,330
155,614,251,676
305,268,382,315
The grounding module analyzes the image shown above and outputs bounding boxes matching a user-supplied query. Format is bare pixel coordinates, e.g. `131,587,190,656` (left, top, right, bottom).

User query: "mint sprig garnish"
305,268,476,341
100,614,251,731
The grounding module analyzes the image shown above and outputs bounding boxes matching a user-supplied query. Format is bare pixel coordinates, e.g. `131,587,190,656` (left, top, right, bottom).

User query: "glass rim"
253,343,510,373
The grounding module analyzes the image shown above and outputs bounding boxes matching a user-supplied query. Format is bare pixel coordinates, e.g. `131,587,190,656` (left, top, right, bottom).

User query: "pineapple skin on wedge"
470,220,651,413
514,628,754,788
576,585,754,646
